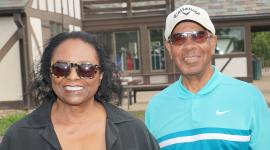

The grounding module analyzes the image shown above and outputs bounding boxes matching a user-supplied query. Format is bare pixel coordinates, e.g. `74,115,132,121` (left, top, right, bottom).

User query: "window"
50,22,62,37
115,31,140,71
150,29,165,71
215,26,245,55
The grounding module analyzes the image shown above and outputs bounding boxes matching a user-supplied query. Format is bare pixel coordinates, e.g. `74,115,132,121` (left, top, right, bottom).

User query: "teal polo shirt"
145,67,270,150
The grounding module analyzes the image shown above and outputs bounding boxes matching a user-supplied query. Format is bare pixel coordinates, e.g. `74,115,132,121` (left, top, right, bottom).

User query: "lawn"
0,112,26,136
129,111,145,121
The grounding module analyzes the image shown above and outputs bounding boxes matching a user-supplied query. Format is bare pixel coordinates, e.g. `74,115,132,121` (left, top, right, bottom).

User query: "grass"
129,111,145,121
0,112,26,136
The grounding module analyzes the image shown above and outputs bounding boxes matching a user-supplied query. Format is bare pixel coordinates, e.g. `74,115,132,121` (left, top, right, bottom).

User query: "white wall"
69,24,81,31
0,17,23,101
68,0,75,17
62,0,68,15
74,25,81,31
31,0,81,20
32,0,38,9
150,75,168,84
69,24,74,31
74,0,81,19
30,17,43,63
215,57,248,77
55,0,62,13
39,0,47,11
47,0,55,12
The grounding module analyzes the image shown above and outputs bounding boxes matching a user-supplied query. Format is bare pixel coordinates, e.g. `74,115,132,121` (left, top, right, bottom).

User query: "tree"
252,32,270,67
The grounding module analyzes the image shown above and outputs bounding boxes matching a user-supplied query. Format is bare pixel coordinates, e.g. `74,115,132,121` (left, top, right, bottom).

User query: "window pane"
115,31,140,71
216,26,245,55
50,22,62,37
150,29,165,70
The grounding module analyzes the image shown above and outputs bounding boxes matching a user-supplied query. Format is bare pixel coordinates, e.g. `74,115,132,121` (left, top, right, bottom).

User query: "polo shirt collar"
176,66,222,99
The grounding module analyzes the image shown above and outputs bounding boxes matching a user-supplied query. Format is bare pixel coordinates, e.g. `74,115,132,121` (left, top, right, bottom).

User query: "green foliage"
129,111,145,121
0,113,26,136
252,32,270,66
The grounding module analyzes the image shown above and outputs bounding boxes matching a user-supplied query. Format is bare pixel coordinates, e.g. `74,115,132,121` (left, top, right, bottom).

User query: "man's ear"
165,41,173,60
210,35,217,55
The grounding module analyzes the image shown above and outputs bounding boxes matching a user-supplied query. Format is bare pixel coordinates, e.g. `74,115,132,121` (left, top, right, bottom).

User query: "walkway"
120,68,270,111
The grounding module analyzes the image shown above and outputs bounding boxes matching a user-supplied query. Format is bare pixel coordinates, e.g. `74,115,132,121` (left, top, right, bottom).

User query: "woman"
0,31,159,150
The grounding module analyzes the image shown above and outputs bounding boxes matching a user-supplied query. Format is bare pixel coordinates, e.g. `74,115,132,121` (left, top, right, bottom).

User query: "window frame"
215,26,246,55
113,30,141,73
148,28,166,72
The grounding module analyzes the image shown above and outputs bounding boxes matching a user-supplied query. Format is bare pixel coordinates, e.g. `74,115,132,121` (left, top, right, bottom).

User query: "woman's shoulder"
102,101,146,127
4,102,52,135
2,112,34,140
102,102,160,149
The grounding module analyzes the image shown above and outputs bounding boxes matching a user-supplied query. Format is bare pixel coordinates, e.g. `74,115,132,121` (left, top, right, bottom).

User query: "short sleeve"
250,89,270,150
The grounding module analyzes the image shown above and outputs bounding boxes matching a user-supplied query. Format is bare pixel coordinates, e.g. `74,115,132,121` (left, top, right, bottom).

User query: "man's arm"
250,89,270,150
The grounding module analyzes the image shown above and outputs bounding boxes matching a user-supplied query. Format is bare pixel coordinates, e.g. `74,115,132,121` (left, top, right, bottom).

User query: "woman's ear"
99,72,103,83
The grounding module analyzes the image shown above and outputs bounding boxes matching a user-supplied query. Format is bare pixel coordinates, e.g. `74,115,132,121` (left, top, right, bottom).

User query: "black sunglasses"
169,31,212,45
51,61,101,79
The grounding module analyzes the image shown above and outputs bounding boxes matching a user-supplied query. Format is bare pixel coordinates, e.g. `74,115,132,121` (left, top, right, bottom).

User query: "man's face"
165,22,217,77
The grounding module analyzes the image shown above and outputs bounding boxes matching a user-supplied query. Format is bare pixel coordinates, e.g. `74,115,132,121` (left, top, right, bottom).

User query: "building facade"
0,0,81,109
82,0,270,85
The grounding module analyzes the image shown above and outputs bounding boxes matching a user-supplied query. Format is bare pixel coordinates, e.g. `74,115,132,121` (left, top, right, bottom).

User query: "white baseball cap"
165,5,215,40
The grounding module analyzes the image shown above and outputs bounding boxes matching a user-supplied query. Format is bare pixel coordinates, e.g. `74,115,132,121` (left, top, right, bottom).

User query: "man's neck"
182,67,214,93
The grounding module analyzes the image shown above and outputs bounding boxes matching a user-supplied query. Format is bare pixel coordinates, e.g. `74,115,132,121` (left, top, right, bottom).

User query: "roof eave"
212,13,270,22
0,7,25,15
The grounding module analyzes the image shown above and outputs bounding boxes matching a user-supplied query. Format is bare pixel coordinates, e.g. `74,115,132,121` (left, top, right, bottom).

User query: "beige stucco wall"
0,17,23,101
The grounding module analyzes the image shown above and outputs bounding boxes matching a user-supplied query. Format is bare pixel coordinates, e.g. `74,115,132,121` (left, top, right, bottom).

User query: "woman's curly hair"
30,31,123,105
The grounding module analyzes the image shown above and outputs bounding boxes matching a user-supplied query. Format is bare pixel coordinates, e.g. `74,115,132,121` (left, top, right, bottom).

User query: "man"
145,4,270,150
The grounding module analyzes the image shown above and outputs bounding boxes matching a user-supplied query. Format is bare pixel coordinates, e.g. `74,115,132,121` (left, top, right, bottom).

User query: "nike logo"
216,109,232,115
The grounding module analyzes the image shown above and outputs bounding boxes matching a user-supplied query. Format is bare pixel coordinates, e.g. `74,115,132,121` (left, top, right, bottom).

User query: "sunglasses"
51,61,101,79
169,31,212,45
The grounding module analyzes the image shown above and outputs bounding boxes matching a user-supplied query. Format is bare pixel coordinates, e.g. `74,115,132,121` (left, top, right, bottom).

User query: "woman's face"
51,39,103,106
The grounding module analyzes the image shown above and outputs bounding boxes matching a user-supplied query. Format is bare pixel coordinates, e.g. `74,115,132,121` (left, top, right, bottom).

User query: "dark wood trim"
127,0,132,17
25,7,81,26
0,101,24,110
214,53,248,58
245,24,253,83
82,16,165,32
236,77,252,83
82,0,170,20
213,13,270,22
0,5,25,15
83,0,127,5
140,25,151,76
220,58,232,72
0,30,19,62
14,13,32,109
72,0,76,18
